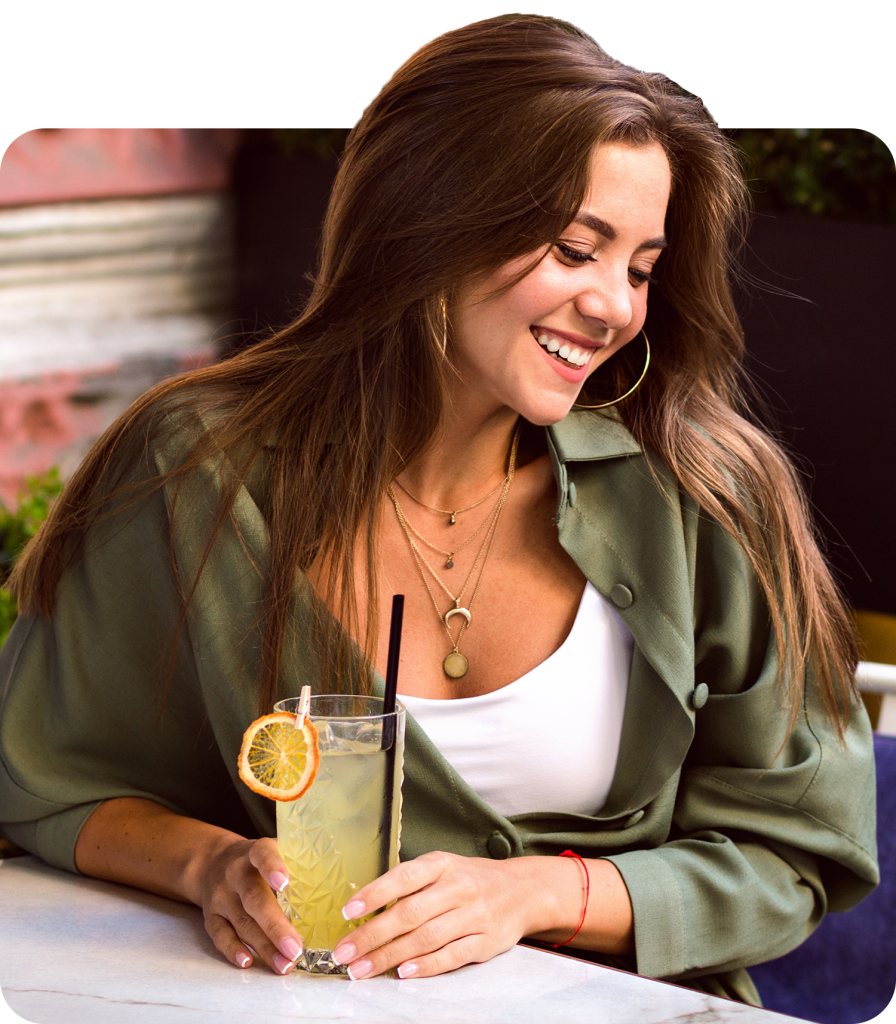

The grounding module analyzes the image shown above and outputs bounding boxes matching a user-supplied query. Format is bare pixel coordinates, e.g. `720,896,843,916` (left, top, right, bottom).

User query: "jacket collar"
544,408,643,526
547,408,643,464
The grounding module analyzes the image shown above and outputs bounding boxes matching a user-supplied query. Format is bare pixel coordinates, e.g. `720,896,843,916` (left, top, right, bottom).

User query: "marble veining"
0,857,799,1024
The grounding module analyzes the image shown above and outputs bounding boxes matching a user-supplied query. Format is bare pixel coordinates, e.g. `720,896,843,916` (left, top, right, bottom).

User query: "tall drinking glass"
272,694,405,974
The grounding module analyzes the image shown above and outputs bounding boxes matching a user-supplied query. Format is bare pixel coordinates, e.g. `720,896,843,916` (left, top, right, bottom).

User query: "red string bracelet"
549,850,590,948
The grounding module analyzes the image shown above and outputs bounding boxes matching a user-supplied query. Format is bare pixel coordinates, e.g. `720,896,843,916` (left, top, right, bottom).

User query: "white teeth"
535,331,591,366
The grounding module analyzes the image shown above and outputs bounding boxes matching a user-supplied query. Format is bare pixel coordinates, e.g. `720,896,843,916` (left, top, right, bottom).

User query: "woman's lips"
531,327,606,380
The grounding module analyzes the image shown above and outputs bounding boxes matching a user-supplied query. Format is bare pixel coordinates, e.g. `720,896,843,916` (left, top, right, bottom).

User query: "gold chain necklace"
394,473,506,525
396,500,495,569
388,425,520,678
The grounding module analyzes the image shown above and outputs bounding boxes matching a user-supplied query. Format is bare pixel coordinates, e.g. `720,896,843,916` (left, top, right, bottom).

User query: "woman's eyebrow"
573,212,668,251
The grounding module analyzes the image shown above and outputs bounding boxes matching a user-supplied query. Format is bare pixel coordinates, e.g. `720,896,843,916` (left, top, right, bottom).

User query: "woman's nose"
574,267,632,331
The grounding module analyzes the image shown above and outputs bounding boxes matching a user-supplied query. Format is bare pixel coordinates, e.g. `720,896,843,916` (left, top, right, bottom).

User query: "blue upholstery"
750,734,896,1023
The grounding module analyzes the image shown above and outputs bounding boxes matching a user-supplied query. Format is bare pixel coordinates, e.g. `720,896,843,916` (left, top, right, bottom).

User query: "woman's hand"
75,798,304,975
196,833,305,975
328,850,590,980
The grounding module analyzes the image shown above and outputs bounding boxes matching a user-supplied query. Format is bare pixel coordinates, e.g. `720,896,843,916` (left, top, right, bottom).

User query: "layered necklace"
387,424,521,679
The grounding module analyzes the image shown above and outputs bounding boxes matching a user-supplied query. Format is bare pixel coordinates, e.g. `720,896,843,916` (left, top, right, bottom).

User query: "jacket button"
691,683,709,710
568,481,577,507
609,584,633,608
621,809,645,828
487,832,512,859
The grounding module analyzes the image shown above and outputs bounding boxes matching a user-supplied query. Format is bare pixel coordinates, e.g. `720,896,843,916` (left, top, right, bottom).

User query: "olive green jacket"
0,409,878,1004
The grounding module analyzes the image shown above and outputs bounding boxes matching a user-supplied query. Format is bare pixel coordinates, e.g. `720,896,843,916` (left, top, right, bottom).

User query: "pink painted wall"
0,128,242,207
0,128,238,507
0,350,217,508
0,372,106,506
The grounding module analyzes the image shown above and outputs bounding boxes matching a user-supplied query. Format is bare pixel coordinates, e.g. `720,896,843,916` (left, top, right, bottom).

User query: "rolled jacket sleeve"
0,450,258,872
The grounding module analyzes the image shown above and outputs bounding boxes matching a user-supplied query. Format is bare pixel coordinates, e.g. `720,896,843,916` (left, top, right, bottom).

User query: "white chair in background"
857,661,896,736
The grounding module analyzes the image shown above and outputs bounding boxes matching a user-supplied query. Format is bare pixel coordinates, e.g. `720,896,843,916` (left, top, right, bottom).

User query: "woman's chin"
511,391,579,427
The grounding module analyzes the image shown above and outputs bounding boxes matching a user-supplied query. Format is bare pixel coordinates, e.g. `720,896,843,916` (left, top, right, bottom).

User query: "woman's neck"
395,402,520,512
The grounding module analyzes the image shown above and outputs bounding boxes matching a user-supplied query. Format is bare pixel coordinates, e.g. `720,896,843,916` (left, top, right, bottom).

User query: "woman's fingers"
248,836,290,893
333,852,460,967
333,875,459,966
342,851,451,920
235,865,304,970
206,886,301,975
205,911,255,969
201,838,304,974
396,932,492,980
344,909,497,980
333,852,527,980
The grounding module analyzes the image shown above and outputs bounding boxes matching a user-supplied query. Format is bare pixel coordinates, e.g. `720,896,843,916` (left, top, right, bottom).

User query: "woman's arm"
75,798,305,975
77,801,631,981
318,850,633,980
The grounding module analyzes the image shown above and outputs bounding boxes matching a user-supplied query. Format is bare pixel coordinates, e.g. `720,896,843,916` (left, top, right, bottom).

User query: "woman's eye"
555,243,595,265
629,268,658,287
556,242,658,287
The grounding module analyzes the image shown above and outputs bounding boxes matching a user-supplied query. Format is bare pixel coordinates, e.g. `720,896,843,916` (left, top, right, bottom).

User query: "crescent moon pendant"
444,606,472,628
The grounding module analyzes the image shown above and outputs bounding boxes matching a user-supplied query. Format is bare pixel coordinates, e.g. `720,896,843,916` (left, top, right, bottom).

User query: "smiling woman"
0,12,877,1008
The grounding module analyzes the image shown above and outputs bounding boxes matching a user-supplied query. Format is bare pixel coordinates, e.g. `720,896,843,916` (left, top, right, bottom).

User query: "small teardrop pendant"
445,558,454,569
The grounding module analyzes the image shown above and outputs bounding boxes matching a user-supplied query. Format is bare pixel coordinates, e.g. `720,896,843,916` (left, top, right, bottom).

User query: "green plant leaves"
0,468,62,646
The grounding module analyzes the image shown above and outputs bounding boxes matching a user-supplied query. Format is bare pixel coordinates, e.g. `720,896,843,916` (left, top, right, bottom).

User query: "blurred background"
1,126,894,695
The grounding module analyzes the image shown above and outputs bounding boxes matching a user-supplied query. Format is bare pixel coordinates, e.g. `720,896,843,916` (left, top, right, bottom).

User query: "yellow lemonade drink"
273,695,405,975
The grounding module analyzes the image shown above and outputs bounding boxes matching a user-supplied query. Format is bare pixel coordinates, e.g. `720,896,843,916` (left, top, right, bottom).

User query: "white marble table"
0,856,800,1024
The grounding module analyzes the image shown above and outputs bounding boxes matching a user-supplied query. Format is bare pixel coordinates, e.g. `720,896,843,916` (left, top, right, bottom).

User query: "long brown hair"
11,14,857,733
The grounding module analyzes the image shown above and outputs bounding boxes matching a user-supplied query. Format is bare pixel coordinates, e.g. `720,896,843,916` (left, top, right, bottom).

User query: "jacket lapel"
547,412,697,817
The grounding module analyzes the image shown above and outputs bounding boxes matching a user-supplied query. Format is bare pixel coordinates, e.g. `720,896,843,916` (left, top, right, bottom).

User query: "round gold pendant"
443,652,469,678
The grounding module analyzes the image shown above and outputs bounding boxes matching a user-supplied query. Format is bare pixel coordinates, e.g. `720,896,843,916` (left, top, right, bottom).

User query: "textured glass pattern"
274,695,404,975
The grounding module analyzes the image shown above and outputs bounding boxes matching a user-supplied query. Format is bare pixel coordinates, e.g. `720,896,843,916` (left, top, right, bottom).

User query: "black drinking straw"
380,594,404,874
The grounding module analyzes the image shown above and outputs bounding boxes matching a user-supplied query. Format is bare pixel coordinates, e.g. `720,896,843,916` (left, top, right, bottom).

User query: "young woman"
0,14,877,1005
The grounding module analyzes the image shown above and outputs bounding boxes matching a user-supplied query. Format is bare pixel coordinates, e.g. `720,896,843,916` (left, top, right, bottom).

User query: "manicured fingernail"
397,962,418,979
273,953,295,975
342,899,365,920
347,958,372,980
235,950,252,968
270,871,289,892
279,937,302,961
332,942,356,965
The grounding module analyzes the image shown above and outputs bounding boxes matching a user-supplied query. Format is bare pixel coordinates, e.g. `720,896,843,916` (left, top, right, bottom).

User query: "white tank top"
398,582,633,818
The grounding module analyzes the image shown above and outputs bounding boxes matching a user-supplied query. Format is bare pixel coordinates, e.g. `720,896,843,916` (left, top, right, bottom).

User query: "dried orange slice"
238,712,320,801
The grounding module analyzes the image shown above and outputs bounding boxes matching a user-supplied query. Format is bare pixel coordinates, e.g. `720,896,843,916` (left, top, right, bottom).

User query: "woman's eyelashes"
628,268,658,287
555,242,596,265
554,243,657,287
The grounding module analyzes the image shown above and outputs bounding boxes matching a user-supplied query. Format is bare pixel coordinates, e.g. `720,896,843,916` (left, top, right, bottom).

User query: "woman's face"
451,142,672,426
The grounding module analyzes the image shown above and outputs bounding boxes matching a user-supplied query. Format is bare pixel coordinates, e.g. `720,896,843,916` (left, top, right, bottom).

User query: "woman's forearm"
76,802,633,973
520,855,634,956
75,797,306,975
74,797,248,906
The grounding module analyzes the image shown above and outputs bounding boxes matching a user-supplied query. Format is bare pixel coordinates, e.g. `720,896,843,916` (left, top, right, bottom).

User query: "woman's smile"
531,326,607,379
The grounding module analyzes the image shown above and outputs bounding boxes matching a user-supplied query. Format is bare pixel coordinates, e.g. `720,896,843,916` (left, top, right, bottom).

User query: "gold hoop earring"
438,294,449,357
572,330,650,410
